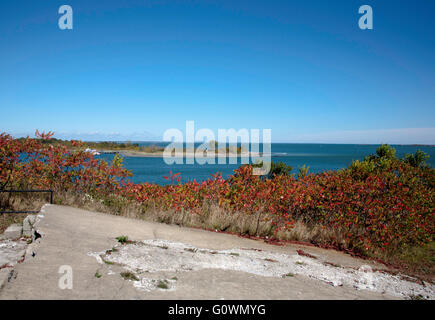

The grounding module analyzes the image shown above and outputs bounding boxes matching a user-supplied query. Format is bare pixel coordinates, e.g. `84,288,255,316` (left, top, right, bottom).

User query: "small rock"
3,224,22,240
22,215,37,237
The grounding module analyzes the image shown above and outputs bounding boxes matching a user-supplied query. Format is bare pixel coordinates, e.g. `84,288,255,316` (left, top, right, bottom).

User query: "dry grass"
56,191,434,278
54,191,356,249
0,192,47,233
0,213,27,234
378,241,435,276
2,190,432,279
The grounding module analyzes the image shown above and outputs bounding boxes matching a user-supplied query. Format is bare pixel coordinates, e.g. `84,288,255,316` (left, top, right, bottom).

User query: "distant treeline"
16,137,165,153
16,138,245,154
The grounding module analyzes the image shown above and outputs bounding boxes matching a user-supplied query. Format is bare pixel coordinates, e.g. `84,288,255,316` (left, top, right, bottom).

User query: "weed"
157,280,169,289
120,271,139,281
116,236,129,244
283,273,295,277
408,294,426,300
100,256,114,265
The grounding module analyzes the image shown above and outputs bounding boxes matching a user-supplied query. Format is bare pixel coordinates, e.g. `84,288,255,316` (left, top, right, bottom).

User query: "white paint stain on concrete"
0,240,27,267
92,239,434,299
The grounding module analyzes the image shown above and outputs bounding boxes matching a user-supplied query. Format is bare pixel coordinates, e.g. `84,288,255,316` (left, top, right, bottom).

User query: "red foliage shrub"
1,132,434,258
0,131,131,196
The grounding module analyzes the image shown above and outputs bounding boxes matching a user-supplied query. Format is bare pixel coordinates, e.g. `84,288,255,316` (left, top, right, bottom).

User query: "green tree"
405,150,429,168
376,144,396,159
251,161,293,179
269,161,293,178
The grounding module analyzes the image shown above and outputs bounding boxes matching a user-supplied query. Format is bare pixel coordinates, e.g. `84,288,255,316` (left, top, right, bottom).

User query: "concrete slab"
0,240,27,267
2,224,22,240
0,205,431,300
0,268,11,290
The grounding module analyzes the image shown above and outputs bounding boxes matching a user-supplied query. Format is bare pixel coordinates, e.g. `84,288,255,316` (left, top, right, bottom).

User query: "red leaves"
0,130,131,194
164,171,181,184
35,129,55,140
296,249,317,259
2,131,434,258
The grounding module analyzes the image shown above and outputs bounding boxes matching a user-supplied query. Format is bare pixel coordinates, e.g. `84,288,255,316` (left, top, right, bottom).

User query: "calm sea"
97,143,435,185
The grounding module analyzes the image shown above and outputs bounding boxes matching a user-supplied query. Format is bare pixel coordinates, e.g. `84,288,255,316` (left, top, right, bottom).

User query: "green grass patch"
116,235,129,244
157,280,169,289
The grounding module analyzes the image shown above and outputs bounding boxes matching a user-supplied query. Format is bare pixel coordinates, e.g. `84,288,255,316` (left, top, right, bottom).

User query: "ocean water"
96,143,435,185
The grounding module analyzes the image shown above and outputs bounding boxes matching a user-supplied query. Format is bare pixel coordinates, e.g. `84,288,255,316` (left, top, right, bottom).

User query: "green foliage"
405,150,430,168
297,165,309,179
116,235,129,243
376,144,397,160
250,161,293,179
120,271,139,281
350,145,432,183
27,137,165,153
349,159,376,179
208,140,244,154
112,154,124,168
269,162,293,178
157,280,169,289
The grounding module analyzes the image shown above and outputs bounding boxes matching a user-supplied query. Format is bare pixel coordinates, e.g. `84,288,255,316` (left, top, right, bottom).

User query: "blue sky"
0,0,434,143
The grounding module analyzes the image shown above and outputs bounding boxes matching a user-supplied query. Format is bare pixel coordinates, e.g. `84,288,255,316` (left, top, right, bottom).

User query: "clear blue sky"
1,0,434,143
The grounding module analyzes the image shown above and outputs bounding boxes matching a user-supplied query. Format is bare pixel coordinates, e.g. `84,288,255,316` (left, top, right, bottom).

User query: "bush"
250,161,293,179
0,131,132,197
2,133,434,271
405,150,430,168
297,165,310,179
269,161,293,178
375,144,397,159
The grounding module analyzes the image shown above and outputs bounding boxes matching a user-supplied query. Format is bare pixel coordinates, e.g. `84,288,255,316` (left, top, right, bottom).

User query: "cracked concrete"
0,204,430,300
90,239,434,299
0,211,45,290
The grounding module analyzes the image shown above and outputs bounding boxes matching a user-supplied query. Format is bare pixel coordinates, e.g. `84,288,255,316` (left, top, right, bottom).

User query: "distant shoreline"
92,142,435,147
98,149,264,158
